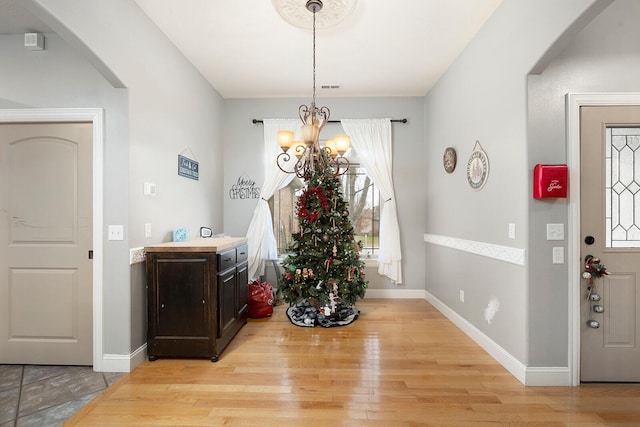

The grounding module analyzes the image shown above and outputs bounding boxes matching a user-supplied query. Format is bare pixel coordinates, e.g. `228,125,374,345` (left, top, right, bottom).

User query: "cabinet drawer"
236,244,248,264
217,248,236,272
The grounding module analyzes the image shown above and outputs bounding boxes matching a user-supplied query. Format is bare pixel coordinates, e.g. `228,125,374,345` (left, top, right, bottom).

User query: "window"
271,148,380,257
606,127,640,248
270,177,304,253
341,163,379,257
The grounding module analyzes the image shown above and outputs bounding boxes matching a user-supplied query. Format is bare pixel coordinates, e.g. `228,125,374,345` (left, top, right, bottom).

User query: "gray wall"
423,0,609,364
527,0,640,365
222,97,426,290
18,0,225,356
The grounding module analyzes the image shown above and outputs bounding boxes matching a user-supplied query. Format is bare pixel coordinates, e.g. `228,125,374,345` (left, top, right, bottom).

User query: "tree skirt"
286,299,359,328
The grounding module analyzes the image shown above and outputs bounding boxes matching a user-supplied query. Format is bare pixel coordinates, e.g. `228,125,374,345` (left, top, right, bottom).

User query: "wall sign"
229,172,261,199
466,140,489,190
178,154,199,180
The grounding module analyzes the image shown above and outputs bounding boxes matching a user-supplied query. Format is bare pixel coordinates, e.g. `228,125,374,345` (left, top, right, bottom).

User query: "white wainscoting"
423,233,526,266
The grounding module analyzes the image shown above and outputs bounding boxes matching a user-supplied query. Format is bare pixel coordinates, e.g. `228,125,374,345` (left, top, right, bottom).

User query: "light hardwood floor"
64,299,640,426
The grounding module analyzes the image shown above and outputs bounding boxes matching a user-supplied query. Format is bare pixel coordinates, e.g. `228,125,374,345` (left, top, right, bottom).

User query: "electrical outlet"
145,223,152,238
508,223,516,239
459,289,465,303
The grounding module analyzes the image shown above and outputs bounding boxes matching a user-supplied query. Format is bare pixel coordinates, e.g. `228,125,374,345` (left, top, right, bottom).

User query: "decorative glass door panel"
606,127,640,248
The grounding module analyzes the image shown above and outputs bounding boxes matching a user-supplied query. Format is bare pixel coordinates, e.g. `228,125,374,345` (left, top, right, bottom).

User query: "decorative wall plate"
466,140,489,190
443,147,457,173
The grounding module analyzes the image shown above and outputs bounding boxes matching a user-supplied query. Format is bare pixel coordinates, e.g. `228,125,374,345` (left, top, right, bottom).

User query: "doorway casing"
0,108,104,371
566,93,640,386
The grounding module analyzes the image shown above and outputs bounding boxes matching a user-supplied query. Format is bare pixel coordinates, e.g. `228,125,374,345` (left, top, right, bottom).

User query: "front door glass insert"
606,127,640,248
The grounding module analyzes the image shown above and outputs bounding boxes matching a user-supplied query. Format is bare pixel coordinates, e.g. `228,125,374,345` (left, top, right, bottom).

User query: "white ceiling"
1,0,503,99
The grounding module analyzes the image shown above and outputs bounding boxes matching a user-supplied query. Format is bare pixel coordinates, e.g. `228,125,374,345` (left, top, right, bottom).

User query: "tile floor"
0,365,124,427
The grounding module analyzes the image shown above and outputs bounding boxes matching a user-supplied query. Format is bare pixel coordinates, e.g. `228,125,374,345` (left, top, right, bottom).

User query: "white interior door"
580,106,640,382
0,122,93,365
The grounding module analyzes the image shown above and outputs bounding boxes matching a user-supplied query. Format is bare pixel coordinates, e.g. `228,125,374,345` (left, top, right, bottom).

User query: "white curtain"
246,119,299,280
341,118,402,284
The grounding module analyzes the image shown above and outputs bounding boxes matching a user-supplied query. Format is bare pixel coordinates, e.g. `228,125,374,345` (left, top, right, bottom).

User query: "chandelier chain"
275,0,350,180
312,6,316,107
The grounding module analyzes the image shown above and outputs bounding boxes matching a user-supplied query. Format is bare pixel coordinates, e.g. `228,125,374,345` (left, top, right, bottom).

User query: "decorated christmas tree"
279,149,367,326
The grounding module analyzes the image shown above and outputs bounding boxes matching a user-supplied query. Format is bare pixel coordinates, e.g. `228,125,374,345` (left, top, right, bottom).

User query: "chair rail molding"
423,233,526,266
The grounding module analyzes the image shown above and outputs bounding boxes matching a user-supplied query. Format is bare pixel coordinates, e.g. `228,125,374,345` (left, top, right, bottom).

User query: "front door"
0,122,93,365
580,106,640,382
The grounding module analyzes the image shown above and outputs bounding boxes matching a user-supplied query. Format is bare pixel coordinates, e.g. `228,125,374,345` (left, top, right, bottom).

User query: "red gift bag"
248,279,274,318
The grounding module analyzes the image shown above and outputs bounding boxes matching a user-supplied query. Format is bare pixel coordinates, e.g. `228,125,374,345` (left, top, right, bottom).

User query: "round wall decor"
443,147,456,173
466,140,489,190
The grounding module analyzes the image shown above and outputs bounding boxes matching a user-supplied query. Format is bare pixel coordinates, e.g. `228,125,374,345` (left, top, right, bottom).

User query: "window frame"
270,154,380,259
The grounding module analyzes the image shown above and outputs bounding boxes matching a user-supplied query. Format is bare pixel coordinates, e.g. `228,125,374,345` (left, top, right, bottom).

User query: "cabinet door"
217,268,236,337
154,255,211,338
236,262,248,317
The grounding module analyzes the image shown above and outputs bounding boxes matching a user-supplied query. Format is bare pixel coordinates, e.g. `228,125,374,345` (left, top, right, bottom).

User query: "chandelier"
276,0,350,180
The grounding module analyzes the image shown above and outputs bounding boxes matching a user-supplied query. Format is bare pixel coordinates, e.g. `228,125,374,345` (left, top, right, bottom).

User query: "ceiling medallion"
272,0,357,29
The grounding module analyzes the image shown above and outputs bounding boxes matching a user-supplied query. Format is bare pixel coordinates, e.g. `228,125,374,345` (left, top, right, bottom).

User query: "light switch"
108,225,124,241
508,223,516,239
144,182,156,197
547,223,564,240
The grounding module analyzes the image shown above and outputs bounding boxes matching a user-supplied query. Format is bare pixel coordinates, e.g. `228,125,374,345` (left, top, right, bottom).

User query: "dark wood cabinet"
145,238,248,362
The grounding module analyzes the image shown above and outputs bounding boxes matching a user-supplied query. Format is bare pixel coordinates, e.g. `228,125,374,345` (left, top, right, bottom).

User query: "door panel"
10,137,77,243
155,257,209,338
236,262,248,317
10,268,77,338
580,106,640,382
217,270,236,336
603,273,636,347
0,123,93,365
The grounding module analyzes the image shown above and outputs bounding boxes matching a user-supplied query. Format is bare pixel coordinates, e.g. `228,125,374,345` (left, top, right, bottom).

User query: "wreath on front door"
583,255,608,328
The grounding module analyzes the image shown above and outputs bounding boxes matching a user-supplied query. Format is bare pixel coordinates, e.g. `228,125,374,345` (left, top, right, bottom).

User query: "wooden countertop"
144,237,247,253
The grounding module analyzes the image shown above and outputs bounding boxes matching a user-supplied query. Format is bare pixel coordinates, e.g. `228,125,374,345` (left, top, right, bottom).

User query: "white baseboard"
525,367,571,386
99,343,147,373
364,288,427,299
424,290,527,384
424,290,571,386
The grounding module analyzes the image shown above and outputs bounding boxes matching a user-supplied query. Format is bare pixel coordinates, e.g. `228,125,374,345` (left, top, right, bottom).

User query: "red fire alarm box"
534,164,568,199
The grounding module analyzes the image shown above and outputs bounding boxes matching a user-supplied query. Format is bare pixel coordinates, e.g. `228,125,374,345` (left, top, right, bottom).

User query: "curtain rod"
252,118,407,124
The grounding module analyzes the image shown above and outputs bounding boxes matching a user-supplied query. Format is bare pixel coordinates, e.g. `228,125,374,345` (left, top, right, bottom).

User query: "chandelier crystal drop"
276,0,350,180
